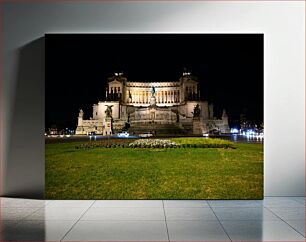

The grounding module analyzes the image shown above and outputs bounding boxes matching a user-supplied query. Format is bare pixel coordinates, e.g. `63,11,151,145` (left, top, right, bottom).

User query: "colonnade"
127,89,181,104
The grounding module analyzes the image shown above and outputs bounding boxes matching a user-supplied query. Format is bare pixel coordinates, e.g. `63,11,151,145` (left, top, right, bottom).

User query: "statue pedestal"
193,118,202,135
150,96,156,106
103,117,112,136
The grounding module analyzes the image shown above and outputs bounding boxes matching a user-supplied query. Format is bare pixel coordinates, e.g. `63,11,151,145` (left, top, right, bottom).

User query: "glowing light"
117,131,130,138
230,128,239,134
241,129,264,140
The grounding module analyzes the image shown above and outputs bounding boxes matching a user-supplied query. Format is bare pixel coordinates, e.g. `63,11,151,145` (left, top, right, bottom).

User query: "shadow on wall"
4,37,45,199
1,214,46,241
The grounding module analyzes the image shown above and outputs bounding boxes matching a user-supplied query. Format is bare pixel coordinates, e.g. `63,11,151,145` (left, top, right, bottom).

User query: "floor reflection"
0,197,304,241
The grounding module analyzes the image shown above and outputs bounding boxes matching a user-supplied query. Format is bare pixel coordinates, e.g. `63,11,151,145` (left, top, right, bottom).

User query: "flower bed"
170,138,235,149
128,139,179,148
75,139,136,149
75,137,235,149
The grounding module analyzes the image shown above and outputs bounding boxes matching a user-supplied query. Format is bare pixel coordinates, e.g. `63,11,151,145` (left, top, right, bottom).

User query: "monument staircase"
127,123,192,136
180,123,193,134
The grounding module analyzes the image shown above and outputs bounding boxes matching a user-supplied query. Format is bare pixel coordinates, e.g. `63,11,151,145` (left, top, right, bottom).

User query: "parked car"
203,132,209,137
139,133,153,138
117,131,130,137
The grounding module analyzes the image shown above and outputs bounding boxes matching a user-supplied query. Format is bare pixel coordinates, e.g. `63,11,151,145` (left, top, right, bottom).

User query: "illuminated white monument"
75,72,230,135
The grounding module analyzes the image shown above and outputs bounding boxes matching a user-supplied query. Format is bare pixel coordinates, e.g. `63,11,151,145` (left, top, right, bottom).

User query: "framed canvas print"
45,34,263,199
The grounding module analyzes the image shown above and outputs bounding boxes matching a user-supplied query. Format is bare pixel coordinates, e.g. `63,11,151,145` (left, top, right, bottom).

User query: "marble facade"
75,73,230,135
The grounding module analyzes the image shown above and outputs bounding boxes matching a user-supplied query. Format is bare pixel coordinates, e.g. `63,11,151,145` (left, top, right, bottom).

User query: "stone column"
143,91,145,104
143,91,145,103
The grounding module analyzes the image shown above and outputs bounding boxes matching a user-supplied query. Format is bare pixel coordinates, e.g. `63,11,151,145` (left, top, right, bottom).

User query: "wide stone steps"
127,123,191,136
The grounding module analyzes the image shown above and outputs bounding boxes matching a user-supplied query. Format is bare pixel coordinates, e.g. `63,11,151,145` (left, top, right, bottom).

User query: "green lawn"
45,139,263,199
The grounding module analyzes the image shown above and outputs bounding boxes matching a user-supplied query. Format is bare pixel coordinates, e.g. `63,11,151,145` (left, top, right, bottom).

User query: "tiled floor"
0,197,304,241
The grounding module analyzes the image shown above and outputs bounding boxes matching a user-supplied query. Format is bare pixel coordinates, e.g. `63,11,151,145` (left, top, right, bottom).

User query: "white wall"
2,1,304,197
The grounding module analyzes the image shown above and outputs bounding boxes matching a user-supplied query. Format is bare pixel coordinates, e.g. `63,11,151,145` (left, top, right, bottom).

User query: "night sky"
46,34,263,130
